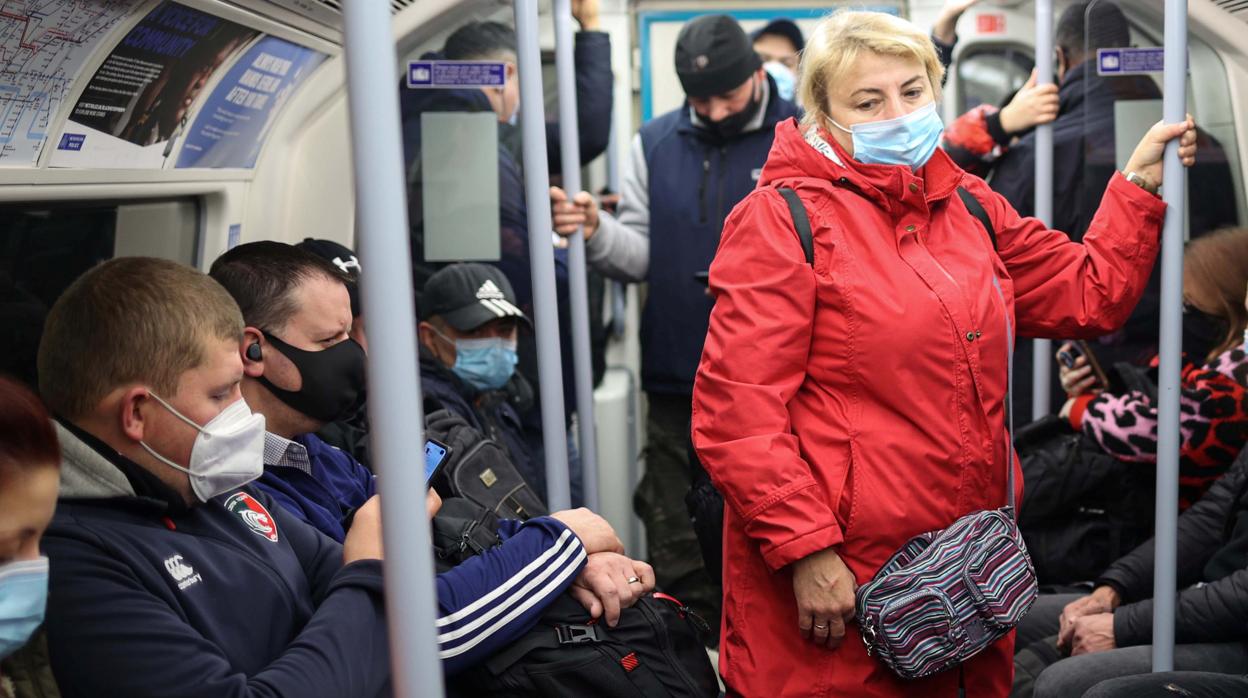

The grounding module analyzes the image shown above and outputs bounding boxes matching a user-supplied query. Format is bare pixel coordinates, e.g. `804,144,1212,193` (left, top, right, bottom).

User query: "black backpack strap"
957,186,997,252
777,187,815,266
485,622,609,675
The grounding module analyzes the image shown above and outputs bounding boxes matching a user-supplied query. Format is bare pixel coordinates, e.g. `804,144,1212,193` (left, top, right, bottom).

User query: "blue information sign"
407,60,506,89
1097,47,1168,76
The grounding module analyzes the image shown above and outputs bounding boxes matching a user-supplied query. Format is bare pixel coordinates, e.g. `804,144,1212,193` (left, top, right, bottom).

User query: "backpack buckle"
555,624,602,645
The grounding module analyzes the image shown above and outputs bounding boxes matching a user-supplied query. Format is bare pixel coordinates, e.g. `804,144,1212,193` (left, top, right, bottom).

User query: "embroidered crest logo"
225,492,280,543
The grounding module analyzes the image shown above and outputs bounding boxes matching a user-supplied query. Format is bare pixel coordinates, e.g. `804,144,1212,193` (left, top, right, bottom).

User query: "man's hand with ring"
569,552,655,627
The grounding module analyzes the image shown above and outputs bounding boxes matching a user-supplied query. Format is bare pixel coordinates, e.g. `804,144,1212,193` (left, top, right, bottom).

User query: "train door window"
956,44,1034,114
0,199,200,388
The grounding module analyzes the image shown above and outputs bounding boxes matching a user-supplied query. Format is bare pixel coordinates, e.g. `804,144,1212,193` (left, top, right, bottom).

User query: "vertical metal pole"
553,0,600,511
340,3,443,697
1153,0,1188,672
1032,0,1055,420
515,0,572,510
605,123,627,340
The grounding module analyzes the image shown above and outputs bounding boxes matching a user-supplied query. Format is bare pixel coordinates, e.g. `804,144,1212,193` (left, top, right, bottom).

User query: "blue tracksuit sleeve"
436,516,587,675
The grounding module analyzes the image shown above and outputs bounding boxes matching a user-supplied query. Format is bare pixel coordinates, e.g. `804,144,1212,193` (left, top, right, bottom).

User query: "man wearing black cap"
418,263,537,485
752,18,803,71
296,238,371,465
751,19,803,103
549,14,800,640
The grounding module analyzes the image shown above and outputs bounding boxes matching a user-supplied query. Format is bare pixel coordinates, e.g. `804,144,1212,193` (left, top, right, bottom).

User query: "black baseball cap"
675,15,762,99
420,263,531,332
296,238,363,317
750,18,805,54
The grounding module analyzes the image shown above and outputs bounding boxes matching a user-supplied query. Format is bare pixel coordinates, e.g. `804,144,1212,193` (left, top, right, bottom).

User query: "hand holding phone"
424,439,450,489
1056,341,1108,396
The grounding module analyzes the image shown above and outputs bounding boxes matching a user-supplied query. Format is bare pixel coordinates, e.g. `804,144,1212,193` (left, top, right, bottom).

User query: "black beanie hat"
674,15,762,99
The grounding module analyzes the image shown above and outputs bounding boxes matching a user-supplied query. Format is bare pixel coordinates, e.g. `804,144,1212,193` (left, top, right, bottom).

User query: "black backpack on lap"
425,409,547,520
433,499,720,698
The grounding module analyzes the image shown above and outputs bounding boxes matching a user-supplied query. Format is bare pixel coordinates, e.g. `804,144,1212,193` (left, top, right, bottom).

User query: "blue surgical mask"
830,101,944,170
764,61,797,103
0,557,49,660
452,337,518,392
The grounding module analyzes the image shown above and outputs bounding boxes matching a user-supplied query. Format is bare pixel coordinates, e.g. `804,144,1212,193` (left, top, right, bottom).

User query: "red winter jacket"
691,118,1166,698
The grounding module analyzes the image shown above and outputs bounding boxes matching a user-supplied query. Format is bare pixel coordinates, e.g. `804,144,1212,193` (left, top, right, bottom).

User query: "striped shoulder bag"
853,197,1039,680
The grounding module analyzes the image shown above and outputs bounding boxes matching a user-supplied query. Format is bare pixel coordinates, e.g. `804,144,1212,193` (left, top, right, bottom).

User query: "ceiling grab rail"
340,2,444,696
515,0,573,510
1152,0,1190,673
553,0,601,511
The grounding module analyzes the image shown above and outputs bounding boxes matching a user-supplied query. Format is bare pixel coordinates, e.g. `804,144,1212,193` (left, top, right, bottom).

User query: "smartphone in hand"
1057,340,1110,389
425,439,451,489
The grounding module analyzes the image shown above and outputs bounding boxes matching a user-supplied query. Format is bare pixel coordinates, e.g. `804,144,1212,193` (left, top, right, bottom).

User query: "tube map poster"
0,0,140,167
51,1,257,169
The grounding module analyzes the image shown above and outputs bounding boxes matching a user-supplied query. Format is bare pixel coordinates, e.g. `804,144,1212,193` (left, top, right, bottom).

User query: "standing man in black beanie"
549,14,800,643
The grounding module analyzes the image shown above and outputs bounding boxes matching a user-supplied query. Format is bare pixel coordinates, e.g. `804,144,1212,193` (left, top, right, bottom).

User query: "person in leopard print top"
1059,227,1248,508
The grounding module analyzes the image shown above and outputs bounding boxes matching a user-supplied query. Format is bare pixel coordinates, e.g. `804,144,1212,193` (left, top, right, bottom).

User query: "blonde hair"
38,257,244,420
798,10,946,129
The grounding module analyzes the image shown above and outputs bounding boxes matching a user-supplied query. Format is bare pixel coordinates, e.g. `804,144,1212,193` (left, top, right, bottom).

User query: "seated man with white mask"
35,257,392,698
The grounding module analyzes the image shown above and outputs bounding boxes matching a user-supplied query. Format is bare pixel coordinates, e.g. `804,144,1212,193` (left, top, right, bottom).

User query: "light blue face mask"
763,61,797,103
453,337,519,392
830,101,944,170
0,557,49,660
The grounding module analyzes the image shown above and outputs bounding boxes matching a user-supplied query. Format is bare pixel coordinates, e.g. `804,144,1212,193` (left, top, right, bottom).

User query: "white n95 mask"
140,395,266,502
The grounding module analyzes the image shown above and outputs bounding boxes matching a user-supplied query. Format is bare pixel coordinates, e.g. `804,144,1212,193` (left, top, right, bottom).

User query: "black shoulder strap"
957,186,997,252
777,187,815,266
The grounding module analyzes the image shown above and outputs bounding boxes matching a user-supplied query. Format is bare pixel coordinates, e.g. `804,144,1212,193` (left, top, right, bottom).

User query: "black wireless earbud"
246,342,263,362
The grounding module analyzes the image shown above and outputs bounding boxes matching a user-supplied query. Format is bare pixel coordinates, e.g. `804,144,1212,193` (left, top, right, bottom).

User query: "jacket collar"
759,118,965,211
677,73,789,142
55,419,188,515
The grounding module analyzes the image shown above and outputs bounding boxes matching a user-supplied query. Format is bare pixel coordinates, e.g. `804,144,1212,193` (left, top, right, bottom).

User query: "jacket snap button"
966,332,976,341
908,183,919,193
905,224,917,233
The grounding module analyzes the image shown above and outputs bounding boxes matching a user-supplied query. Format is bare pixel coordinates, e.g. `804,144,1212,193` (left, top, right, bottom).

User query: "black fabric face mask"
700,80,762,140
259,331,367,423
1182,304,1229,362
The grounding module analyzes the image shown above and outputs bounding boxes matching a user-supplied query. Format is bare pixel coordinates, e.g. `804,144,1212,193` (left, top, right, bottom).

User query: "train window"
0,199,200,388
956,44,1034,113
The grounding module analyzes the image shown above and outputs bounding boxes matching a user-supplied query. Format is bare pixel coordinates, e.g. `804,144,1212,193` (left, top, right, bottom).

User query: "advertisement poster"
0,0,140,166
176,35,325,169
50,2,257,169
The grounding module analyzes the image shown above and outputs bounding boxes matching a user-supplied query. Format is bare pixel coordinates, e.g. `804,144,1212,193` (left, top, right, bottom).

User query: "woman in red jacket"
690,10,1197,698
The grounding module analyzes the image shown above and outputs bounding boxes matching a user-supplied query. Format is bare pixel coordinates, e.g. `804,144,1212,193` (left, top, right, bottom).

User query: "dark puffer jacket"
1098,444,1248,646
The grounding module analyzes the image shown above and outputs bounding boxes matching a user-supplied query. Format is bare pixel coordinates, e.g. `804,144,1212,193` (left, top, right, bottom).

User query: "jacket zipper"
715,145,728,223
698,150,711,224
